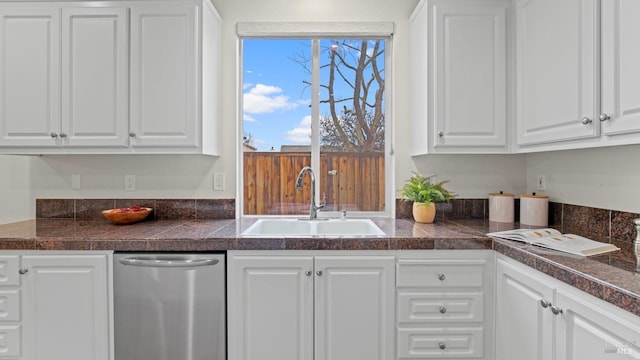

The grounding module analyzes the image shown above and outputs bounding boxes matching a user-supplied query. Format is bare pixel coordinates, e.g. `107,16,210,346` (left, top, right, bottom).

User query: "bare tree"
293,40,385,152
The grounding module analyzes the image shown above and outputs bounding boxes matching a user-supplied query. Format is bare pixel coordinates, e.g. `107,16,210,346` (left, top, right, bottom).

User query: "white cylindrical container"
489,192,514,223
520,193,549,227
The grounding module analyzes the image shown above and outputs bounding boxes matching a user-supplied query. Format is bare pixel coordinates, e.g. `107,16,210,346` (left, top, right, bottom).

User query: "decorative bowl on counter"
101,206,152,225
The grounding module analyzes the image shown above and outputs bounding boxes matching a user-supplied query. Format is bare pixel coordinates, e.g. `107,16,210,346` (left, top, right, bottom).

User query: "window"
239,24,393,217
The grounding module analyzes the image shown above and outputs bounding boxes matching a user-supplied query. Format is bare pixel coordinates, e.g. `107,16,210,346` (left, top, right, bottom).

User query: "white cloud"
285,116,312,144
243,114,257,122
243,84,307,114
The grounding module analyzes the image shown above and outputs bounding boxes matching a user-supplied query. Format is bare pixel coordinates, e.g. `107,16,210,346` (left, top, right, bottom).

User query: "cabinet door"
432,2,508,151
227,255,314,360
20,254,110,360
0,7,60,147
555,287,640,360
314,256,395,360
61,7,129,148
130,5,198,148
516,0,599,146
601,0,640,138
496,258,554,360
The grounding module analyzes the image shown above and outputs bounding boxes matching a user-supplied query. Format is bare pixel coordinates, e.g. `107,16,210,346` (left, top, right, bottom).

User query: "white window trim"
237,22,396,219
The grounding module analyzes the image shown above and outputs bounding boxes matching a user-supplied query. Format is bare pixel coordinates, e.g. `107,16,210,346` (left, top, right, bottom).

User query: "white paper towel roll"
489,192,514,223
520,193,549,226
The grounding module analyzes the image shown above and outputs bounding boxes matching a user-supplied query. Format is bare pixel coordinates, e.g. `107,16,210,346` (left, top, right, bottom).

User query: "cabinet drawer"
0,290,19,322
0,325,21,357
398,292,483,323
0,257,19,287
398,326,483,358
397,259,485,288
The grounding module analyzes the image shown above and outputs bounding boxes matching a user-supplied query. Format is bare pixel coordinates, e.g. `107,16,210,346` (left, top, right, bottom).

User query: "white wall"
525,144,640,213
0,155,33,223
3,0,638,224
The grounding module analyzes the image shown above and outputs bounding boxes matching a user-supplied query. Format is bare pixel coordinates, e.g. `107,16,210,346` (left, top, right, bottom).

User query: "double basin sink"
242,218,386,237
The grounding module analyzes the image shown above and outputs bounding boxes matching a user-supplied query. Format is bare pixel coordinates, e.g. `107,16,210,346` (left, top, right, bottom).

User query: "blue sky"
242,39,384,151
243,39,313,151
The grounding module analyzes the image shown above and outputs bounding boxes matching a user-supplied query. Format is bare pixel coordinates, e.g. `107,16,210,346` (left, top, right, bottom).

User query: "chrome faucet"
295,166,325,219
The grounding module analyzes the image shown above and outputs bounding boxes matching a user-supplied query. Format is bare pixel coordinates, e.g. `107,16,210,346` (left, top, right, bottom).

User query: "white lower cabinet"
0,251,113,360
396,251,495,359
496,254,640,360
227,252,395,360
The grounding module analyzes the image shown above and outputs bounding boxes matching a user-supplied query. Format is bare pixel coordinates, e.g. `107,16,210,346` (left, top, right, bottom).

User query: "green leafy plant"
401,172,455,205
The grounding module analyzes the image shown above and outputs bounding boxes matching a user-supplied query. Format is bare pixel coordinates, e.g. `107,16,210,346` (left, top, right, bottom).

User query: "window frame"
237,22,395,218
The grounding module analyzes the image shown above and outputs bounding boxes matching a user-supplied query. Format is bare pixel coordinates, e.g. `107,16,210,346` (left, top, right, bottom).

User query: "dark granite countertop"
0,217,638,317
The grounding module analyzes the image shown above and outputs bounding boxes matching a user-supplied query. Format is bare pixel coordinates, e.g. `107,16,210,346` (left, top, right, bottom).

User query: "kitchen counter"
0,217,639,317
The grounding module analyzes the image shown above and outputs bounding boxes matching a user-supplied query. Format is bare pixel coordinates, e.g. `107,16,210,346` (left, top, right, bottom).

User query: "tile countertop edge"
1,218,640,317
494,239,640,318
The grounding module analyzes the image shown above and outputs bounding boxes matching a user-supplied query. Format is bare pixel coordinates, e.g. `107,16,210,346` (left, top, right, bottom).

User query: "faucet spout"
295,167,325,219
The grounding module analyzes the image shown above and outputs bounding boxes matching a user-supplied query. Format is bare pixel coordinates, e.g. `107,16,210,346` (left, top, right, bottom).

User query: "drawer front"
0,290,19,322
0,325,21,357
398,292,484,323
397,259,485,288
0,257,19,287
398,327,483,358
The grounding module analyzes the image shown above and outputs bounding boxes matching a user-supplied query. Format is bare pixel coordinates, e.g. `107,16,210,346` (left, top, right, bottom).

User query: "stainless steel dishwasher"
114,253,226,360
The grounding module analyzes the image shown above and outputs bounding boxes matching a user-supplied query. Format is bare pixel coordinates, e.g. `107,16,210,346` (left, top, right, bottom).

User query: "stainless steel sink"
241,218,386,237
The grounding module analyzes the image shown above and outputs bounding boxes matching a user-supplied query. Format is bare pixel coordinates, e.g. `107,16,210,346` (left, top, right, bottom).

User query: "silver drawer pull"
305,270,312,277
437,273,446,281
18,268,28,275
439,342,446,350
316,270,323,276
540,299,551,308
551,305,563,315
439,306,447,314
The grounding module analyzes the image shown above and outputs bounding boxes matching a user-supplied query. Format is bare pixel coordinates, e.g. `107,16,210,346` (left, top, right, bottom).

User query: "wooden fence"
243,152,385,215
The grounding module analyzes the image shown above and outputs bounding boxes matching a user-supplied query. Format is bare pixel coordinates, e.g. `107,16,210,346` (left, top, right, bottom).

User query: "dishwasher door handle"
118,256,220,268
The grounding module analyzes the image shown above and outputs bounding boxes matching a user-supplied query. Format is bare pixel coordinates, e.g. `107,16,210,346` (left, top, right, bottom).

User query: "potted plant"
401,172,455,223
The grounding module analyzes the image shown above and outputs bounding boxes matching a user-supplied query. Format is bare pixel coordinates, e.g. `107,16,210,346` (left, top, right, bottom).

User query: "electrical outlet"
125,175,136,191
536,175,546,190
71,175,81,190
213,173,225,191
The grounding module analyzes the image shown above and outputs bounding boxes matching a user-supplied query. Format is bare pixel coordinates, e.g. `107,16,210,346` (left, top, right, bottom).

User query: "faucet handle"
320,193,327,207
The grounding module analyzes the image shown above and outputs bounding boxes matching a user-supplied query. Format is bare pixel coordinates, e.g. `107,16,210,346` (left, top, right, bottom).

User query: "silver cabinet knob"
439,342,446,350
50,133,58,138
439,306,447,314
316,270,323,276
599,113,611,122
18,268,28,275
129,132,136,138
438,131,444,138
305,270,312,277
581,117,592,125
437,273,446,281
59,133,67,138
540,299,551,308
551,305,563,315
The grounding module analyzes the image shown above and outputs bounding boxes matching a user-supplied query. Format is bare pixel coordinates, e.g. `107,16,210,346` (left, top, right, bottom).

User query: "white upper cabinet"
600,0,640,139
0,7,60,148
61,7,129,148
0,0,221,155
516,0,599,148
129,1,220,154
129,5,197,149
517,0,640,151
410,0,510,154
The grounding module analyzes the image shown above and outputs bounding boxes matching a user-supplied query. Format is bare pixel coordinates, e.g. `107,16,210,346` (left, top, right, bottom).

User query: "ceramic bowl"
101,207,152,225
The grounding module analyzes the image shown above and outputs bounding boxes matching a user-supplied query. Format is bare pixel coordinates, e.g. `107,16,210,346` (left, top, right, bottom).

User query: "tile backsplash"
396,198,640,245
36,199,236,220
37,198,639,245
